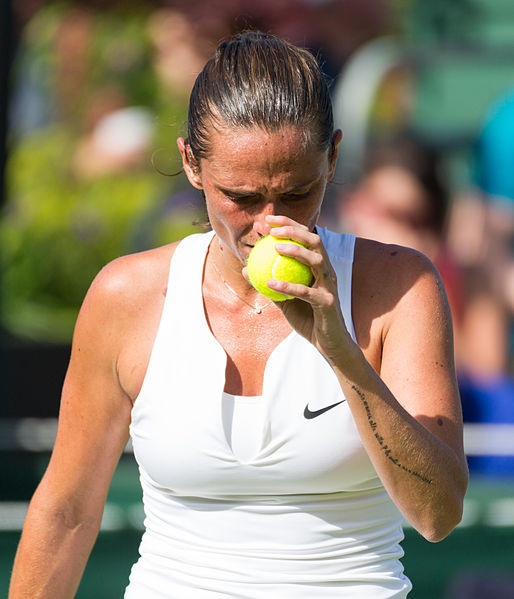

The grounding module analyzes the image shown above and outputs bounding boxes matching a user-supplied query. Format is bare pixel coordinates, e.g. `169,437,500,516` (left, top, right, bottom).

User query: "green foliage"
2,124,202,342
2,3,202,342
4,129,127,339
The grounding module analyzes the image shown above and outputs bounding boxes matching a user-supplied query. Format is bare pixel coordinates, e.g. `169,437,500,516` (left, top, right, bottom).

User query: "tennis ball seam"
270,255,294,299
271,255,281,280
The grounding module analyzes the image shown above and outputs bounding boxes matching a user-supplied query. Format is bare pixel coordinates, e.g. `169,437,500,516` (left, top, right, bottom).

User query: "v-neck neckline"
198,232,296,399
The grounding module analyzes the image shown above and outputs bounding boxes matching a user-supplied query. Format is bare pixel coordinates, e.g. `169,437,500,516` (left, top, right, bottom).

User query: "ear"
177,137,203,190
328,129,343,181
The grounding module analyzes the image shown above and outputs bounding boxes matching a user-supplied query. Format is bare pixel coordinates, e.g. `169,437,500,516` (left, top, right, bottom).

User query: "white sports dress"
125,228,412,598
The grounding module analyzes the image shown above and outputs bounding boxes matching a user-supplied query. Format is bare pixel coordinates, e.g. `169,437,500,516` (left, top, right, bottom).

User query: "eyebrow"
216,176,321,197
216,186,258,197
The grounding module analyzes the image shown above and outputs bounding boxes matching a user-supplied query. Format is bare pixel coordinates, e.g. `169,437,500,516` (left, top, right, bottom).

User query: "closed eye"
225,193,259,203
281,192,310,201
226,192,309,204
221,189,312,203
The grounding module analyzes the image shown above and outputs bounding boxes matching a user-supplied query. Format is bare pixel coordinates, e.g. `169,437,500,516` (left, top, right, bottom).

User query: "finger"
274,241,324,270
266,278,334,305
265,214,310,232
273,239,336,287
269,225,321,249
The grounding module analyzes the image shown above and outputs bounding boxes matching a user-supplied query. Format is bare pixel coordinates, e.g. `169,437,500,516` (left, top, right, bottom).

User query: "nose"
252,200,276,238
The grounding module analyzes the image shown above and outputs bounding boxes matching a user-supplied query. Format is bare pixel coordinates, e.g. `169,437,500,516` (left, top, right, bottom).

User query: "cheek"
289,196,324,229
207,195,240,219
205,196,252,235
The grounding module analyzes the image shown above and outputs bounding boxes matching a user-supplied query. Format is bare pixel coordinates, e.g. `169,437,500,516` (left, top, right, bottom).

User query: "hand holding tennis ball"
247,235,313,301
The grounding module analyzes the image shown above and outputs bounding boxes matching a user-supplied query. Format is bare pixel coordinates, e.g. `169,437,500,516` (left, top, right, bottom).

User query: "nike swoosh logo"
303,400,346,419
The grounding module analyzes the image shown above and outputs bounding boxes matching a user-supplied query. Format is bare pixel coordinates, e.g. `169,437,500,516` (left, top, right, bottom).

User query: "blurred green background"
2,0,514,597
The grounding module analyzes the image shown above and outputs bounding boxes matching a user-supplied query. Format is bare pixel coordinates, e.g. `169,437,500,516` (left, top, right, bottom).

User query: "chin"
219,238,250,264
239,246,252,263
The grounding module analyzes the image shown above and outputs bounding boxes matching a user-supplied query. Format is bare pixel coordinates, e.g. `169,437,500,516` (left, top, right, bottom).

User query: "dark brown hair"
186,31,334,166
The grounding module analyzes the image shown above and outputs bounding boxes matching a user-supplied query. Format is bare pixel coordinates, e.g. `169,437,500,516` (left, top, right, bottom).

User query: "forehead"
200,124,325,186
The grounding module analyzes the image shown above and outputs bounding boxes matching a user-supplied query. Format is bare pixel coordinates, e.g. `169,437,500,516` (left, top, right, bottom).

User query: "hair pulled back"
187,31,334,164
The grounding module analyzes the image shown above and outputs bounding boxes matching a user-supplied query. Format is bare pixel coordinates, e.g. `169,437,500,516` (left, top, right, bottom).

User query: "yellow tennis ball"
247,235,313,301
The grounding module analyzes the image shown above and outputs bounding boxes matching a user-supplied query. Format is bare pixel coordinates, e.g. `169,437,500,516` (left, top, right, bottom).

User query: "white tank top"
222,392,265,463
126,228,412,598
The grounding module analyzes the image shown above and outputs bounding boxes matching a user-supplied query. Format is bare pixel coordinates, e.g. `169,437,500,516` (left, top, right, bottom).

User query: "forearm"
9,499,101,599
331,343,468,542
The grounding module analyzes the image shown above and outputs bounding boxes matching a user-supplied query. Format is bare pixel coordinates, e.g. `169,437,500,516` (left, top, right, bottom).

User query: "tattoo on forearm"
351,384,433,485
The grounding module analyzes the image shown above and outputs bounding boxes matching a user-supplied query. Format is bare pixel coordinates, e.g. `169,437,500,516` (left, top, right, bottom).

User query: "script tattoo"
351,384,433,485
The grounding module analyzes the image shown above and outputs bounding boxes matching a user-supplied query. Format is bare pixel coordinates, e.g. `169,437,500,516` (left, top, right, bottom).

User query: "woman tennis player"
10,31,468,598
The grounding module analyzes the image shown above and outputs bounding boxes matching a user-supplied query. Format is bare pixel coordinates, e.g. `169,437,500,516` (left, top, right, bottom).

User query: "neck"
209,237,255,298
207,237,276,314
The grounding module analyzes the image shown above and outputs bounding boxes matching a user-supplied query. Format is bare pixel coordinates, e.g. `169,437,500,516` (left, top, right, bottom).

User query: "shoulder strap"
316,227,357,342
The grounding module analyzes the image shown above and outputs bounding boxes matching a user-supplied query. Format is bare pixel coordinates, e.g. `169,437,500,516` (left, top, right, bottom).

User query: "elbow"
422,511,462,543
408,501,462,542
417,467,469,543
415,501,463,543
29,485,103,534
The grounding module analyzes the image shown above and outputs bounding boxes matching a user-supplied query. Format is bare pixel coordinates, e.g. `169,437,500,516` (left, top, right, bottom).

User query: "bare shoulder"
351,237,451,367
68,241,182,402
84,242,180,315
353,237,446,316
72,241,181,367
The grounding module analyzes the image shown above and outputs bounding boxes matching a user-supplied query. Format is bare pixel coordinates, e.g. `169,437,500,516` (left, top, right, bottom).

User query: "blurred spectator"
451,87,514,477
147,7,226,96
338,137,464,327
161,0,392,82
458,269,510,381
447,89,514,378
477,88,514,208
3,3,201,343
73,106,155,179
338,136,514,476
474,87,514,317
457,267,514,477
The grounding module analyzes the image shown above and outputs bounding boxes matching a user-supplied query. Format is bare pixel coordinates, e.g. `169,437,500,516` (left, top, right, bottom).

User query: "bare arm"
330,247,468,541
9,260,134,598
264,217,468,542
